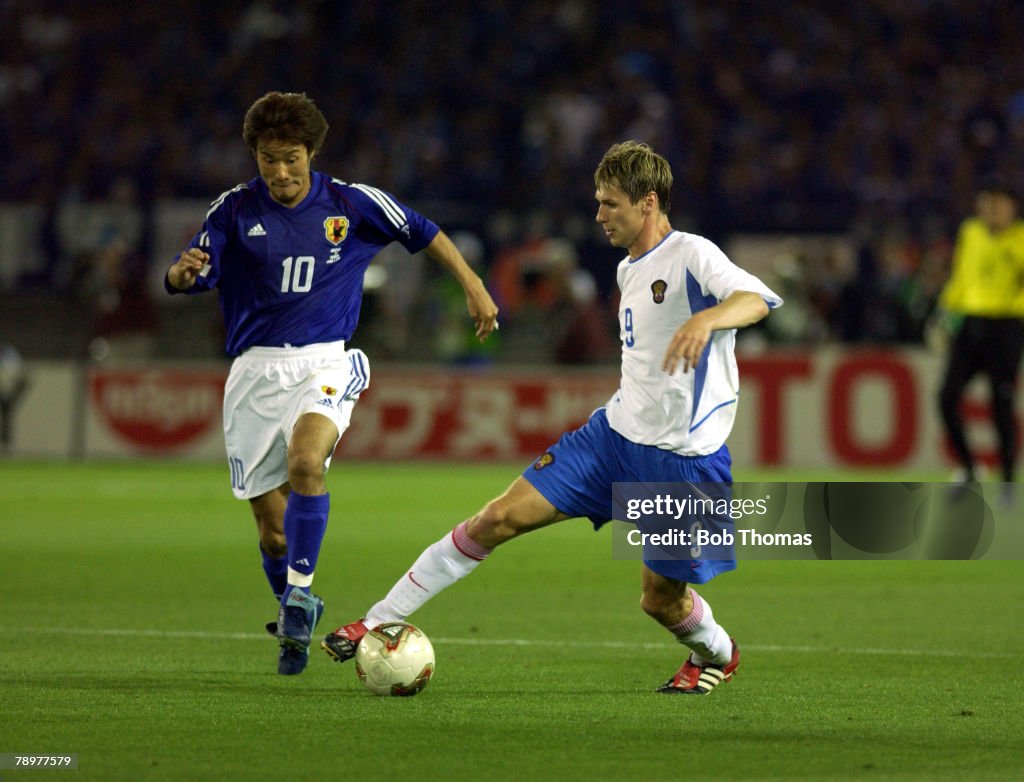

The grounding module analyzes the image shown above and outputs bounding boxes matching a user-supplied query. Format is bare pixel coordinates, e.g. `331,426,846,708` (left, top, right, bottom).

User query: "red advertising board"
339,370,617,460
71,349,1017,469
87,368,225,453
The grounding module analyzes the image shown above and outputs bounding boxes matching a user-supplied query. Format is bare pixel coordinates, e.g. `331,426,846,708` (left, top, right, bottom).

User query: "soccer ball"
354,622,435,696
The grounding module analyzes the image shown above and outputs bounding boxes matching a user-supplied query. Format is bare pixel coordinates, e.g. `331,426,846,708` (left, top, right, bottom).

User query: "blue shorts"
522,408,736,584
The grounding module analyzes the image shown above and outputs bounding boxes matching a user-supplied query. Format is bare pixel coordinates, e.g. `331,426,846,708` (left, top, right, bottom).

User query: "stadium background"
3,1,1024,469
3,1,1024,468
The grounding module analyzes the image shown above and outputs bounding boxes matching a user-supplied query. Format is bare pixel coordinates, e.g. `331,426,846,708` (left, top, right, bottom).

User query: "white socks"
365,521,491,628
362,524,730,671
667,589,732,665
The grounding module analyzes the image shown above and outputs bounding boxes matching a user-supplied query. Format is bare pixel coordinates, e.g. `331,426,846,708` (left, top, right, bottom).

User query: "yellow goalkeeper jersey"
939,217,1024,317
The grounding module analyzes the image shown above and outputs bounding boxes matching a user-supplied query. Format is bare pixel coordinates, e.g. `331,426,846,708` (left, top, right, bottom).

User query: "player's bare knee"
250,507,286,556
471,501,519,546
640,581,689,623
260,532,287,559
640,589,672,621
286,449,325,490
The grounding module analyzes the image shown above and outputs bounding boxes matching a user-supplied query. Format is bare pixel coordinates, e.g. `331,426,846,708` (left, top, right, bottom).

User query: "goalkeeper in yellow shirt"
936,179,1024,500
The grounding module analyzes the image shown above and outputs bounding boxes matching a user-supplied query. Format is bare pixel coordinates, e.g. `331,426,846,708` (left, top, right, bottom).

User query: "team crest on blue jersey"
651,279,667,303
324,216,349,245
533,452,554,470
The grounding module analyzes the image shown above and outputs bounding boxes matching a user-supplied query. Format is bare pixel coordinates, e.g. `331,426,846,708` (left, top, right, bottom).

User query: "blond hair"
594,141,672,213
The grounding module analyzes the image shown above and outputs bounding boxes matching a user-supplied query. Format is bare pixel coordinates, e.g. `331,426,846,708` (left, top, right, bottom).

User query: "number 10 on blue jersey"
281,256,315,293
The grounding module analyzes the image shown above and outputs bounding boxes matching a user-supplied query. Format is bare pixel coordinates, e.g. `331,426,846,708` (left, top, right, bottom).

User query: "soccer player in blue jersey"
165,92,499,675
322,141,782,694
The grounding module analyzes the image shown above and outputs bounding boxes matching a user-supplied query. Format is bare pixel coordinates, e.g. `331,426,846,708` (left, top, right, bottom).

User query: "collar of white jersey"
627,230,679,264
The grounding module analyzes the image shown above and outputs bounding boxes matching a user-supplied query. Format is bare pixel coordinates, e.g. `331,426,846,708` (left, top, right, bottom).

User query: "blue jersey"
168,172,439,356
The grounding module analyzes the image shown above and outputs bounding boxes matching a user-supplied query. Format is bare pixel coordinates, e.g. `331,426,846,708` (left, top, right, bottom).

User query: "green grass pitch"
1,461,1022,781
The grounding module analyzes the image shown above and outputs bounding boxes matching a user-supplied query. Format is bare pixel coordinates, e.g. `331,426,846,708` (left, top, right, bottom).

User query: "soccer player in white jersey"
165,92,498,675
323,141,782,694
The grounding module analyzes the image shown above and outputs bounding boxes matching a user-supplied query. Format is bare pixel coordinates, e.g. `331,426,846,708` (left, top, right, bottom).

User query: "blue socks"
260,545,288,600
281,491,330,604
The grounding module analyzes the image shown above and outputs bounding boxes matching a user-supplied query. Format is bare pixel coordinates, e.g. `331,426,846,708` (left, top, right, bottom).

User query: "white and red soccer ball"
354,622,435,697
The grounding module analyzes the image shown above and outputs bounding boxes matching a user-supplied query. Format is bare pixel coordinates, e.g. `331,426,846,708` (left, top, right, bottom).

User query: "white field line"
7,626,1019,659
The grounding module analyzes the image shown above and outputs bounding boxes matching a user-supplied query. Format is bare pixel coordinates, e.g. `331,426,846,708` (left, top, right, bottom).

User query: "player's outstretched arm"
166,248,210,291
424,230,499,341
663,291,770,375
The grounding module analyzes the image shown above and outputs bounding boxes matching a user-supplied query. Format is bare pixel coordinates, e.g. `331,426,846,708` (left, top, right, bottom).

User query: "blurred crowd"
3,0,1023,361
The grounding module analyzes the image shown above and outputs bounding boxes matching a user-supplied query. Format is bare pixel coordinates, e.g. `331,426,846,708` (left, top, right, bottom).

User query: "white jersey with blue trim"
605,230,783,456
169,172,439,356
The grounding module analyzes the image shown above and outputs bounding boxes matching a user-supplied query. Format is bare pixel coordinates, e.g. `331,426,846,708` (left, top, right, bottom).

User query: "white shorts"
222,341,370,499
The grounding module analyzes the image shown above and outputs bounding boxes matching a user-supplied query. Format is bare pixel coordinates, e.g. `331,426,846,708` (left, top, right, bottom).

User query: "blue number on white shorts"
229,457,246,491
